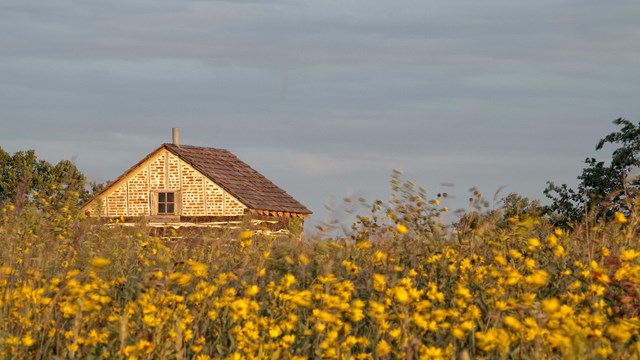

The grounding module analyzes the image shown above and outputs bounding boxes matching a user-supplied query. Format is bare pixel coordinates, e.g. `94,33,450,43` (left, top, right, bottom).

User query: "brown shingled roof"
164,144,311,214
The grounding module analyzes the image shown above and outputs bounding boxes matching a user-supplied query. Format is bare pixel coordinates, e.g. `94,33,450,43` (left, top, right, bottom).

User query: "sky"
2,0,640,232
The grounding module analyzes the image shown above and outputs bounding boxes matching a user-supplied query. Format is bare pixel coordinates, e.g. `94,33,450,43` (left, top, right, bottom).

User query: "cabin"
81,129,311,233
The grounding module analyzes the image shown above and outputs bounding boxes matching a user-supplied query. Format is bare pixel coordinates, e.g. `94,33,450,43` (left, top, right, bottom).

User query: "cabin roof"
83,143,311,215
164,144,311,214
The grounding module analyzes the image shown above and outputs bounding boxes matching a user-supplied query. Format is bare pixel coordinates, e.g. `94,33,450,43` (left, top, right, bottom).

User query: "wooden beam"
80,146,166,212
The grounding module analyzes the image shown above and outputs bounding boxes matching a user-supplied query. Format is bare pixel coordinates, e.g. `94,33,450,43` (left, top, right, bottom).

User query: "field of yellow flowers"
2,182,640,359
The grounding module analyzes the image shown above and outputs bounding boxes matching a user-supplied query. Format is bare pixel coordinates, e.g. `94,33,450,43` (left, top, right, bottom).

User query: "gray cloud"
2,0,640,226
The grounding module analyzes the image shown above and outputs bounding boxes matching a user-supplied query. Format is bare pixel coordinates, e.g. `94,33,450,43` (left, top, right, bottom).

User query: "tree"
0,147,91,209
500,192,543,220
544,118,640,224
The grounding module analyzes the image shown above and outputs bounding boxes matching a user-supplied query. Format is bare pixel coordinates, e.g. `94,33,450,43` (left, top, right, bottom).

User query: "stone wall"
127,169,149,216
148,154,165,190
181,163,204,216
94,149,246,217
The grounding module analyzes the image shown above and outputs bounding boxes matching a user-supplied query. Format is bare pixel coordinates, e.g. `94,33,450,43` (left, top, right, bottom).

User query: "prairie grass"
1,180,640,359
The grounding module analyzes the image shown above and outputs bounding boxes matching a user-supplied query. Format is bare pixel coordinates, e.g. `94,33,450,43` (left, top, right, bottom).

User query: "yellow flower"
90,257,111,268
509,249,523,260
373,273,386,292
245,285,260,297
503,316,522,331
342,260,360,275
421,346,445,359
452,326,465,340
524,258,536,270
6,336,20,346
269,325,282,339
291,290,312,308
459,258,472,273
547,234,558,248
22,333,35,347
376,339,392,356
494,300,510,311
313,309,337,323
188,260,208,278
373,250,388,265
541,298,560,314
494,255,507,266
258,267,266,277
397,223,408,235
596,273,610,285
588,283,605,296
349,299,366,322
475,329,500,352
355,240,372,250
169,272,193,287
525,270,548,287
455,284,472,300
393,286,411,304
615,211,628,223
281,273,296,288
620,249,640,261
607,322,633,343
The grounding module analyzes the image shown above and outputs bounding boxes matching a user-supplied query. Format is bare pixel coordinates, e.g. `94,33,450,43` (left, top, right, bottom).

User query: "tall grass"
1,180,640,359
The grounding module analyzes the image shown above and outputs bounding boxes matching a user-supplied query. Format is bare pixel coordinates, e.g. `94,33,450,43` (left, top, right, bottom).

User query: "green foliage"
499,193,543,220
545,118,640,224
0,147,91,210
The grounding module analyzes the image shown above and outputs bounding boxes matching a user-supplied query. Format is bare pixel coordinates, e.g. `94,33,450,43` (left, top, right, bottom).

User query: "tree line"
0,148,102,211
2,118,640,226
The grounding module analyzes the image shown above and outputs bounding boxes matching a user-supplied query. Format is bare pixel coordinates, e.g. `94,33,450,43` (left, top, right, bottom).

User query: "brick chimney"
172,128,180,147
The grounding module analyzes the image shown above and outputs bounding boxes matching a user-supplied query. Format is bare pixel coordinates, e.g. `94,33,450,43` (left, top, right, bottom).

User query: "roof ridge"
163,143,230,152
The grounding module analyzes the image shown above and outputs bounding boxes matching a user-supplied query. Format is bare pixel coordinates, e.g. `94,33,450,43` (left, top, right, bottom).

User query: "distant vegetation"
1,119,640,359
0,147,103,210
544,118,640,225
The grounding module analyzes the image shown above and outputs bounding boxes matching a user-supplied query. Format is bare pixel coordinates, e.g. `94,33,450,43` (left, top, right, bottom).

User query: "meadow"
1,177,640,359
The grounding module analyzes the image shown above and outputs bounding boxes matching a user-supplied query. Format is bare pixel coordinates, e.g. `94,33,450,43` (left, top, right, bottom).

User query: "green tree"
500,192,543,220
0,147,91,209
544,118,640,224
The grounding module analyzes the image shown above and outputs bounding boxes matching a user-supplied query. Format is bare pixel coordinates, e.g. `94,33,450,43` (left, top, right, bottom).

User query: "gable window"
158,192,175,214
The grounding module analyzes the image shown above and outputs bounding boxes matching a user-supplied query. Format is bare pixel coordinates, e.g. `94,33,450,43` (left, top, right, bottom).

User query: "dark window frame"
157,191,175,215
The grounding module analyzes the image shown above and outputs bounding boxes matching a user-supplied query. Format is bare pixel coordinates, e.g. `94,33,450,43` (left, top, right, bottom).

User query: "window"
158,192,175,214
150,190,180,216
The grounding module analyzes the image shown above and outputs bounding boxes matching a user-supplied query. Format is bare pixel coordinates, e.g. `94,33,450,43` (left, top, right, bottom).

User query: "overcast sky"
2,0,640,230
